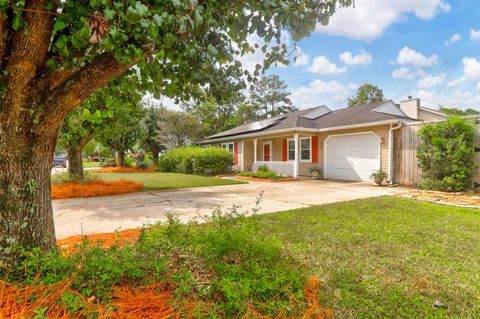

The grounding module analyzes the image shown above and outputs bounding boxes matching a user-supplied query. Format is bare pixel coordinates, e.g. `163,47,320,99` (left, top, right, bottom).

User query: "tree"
138,104,164,166
156,108,202,150
96,100,144,167
0,0,351,261
249,75,296,118
59,76,143,177
439,107,480,116
348,84,385,107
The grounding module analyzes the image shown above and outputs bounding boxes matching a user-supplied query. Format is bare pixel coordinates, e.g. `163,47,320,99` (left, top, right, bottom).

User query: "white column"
253,139,258,163
241,141,245,172
294,134,299,178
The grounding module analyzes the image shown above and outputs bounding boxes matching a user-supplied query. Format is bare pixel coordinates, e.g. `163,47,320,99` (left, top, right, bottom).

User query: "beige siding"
243,140,254,171
418,109,446,122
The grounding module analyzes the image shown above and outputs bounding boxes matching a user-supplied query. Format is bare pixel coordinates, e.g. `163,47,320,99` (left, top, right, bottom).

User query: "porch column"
254,139,258,163
241,141,245,171
294,134,299,178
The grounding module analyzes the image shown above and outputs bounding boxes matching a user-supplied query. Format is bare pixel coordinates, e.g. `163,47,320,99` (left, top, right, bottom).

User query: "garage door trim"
323,131,381,181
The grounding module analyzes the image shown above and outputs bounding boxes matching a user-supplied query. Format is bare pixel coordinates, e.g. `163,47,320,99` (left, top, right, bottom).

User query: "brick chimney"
399,97,420,119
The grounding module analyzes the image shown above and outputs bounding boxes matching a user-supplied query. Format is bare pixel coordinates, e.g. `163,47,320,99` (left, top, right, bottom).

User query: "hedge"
158,146,233,175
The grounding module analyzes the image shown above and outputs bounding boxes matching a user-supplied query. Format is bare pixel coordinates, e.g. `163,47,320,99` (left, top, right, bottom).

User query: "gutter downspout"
388,123,403,184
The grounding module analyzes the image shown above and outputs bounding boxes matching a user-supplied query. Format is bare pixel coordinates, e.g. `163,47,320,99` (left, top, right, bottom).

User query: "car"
53,156,67,168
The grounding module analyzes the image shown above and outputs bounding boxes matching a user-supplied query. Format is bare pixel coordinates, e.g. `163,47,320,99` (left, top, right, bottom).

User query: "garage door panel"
325,133,380,181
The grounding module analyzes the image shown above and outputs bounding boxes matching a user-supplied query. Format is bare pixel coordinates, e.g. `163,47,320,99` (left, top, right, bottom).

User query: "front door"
263,143,271,161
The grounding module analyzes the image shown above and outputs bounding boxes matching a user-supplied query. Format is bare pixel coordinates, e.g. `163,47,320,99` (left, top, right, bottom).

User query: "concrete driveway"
53,179,403,239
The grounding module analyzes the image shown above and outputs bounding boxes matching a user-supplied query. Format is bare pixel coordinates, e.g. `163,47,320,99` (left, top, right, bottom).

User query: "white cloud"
291,80,357,109
408,89,480,108
392,67,426,80
309,56,347,75
445,33,461,46
395,47,439,68
416,74,445,89
339,50,372,65
294,47,310,66
316,0,451,41
448,57,480,86
470,29,480,40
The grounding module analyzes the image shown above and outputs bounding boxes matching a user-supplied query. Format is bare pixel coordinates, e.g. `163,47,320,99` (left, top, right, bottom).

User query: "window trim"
287,138,296,161
221,142,234,153
299,137,312,163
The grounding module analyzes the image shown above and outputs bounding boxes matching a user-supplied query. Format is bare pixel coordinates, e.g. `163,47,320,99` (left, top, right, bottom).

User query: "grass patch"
95,172,245,191
256,196,480,318
82,161,100,168
238,171,289,180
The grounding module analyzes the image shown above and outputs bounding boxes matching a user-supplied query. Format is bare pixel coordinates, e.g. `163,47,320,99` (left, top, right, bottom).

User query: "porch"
239,134,318,178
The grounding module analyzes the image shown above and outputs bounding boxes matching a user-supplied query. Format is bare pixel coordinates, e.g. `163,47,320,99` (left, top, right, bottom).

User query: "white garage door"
325,133,380,181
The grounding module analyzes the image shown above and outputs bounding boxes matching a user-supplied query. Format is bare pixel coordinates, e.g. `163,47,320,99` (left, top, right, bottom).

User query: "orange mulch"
57,228,141,254
93,167,154,173
51,180,144,199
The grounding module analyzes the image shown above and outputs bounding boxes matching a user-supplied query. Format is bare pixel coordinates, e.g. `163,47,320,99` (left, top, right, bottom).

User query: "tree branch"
37,52,140,135
2,0,55,124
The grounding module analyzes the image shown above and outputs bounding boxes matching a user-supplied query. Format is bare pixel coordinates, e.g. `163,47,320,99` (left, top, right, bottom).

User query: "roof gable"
372,100,408,117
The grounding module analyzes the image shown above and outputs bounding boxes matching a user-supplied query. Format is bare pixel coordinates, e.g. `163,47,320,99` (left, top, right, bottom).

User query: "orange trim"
282,139,288,161
312,136,319,163
233,142,238,164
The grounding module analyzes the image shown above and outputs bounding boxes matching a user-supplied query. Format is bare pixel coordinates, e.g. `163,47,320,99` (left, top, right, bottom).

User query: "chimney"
399,97,420,119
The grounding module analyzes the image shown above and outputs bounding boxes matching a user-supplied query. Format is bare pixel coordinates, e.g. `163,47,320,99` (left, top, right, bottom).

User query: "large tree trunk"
66,146,84,179
116,150,125,167
0,133,57,261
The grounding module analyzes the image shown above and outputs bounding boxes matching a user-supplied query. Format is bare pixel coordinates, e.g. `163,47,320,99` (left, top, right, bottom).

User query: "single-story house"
200,98,447,182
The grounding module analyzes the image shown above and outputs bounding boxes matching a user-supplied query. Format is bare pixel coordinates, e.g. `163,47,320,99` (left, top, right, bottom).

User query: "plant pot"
310,171,321,180
374,176,384,185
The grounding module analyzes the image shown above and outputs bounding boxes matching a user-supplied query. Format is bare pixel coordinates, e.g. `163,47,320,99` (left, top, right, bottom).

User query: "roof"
418,106,447,117
202,100,416,143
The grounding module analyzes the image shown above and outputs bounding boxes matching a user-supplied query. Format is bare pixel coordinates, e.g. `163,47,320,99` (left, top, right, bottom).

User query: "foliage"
370,169,388,185
158,146,233,175
348,83,385,107
138,104,164,164
135,161,150,170
100,157,117,168
154,107,203,150
7,207,307,317
239,171,290,180
51,172,97,185
439,107,480,116
249,75,297,118
417,116,476,191
308,166,322,174
258,164,269,172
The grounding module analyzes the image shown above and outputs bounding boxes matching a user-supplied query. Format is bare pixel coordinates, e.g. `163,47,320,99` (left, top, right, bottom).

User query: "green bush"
8,206,306,317
258,164,269,172
238,170,288,180
417,116,476,191
135,161,150,170
158,146,233,175
124,156,133,167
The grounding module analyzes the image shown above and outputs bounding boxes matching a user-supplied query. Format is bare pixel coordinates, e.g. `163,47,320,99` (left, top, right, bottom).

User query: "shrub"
158,146,233,175
100,157,116,168
135,161,150,170
258,164,269,172
124,156,133,167
417,116,476,191
238,171,288,180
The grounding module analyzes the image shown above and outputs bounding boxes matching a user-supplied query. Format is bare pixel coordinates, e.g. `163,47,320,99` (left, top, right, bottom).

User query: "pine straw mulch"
0,230,333,319
396,189,480,208
92,167,154,173
52,180,144,199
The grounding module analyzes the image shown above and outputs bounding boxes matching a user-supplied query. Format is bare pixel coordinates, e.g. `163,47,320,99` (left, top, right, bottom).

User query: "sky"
259,0,480,111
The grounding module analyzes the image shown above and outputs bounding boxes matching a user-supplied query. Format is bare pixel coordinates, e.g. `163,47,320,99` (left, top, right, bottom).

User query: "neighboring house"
200,98,447,182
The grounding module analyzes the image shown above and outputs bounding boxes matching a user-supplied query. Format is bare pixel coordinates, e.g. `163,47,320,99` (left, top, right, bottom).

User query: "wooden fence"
392,122,480,186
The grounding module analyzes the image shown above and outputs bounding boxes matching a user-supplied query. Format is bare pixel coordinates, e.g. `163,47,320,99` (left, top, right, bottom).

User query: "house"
201,98,447,181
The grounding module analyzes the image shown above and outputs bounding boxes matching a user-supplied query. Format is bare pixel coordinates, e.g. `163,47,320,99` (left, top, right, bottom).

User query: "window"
221,142,234,153
300,137,311,161
288,139,295,161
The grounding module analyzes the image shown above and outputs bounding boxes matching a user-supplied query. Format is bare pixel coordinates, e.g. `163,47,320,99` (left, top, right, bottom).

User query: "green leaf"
135,2,148,16
207,44,218,56
152,14,163,27
12,16,24,30
104,8,115,20
44,2,53,10
54,19,67,32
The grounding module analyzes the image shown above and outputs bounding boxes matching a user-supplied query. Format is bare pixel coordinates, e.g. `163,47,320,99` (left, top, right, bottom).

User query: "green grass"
82,160,100,168
96,172,245,190
256,196,480,319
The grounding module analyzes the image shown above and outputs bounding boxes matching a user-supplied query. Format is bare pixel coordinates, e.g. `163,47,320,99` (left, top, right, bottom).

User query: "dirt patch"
397,189,480,208
52,180,144,199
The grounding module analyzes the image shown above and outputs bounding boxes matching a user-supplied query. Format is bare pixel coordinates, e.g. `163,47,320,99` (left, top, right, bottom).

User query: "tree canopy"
0,0,353,261
249,75,296,118
348,84,385,107
439,107,480,116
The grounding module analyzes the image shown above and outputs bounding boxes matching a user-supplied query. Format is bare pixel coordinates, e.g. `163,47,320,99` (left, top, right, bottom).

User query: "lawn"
257,196,480,318
82,160,100,168
95,172,245,190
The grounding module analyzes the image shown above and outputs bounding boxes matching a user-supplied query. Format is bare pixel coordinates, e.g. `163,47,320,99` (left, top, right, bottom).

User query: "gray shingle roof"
203,101,415,141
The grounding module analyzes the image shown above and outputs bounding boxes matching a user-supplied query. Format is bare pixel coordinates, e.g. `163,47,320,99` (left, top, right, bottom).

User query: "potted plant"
370,169,388,185
308,166,322,180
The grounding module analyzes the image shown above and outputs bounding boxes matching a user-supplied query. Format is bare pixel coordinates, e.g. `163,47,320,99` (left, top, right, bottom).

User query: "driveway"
53,179,404,239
